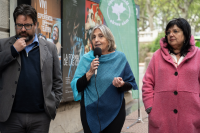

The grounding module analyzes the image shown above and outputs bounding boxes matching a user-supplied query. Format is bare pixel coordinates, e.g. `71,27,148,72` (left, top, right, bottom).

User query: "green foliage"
139,43,152,62
195,41,200,48
135,0,200,32
150,32,165,52
188,0,200,32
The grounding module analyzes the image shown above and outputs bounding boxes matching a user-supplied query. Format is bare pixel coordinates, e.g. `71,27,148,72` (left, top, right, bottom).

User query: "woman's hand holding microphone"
86,58,99,81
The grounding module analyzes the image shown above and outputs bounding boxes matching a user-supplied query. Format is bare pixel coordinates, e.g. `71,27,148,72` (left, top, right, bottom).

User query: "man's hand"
13,37,27,52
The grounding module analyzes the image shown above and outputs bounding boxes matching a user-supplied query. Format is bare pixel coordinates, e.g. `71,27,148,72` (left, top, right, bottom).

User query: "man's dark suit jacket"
0,36,63,122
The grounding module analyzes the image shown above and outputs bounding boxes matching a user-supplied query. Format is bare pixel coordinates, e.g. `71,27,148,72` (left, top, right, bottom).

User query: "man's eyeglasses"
15,23,34,30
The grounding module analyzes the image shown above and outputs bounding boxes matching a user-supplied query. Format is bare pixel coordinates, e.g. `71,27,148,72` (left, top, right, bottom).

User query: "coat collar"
160,36,198,66
38,38,48,70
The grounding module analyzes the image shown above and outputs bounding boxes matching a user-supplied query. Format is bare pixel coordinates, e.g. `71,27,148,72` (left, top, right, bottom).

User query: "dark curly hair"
13,4,37,25
164,18,191,56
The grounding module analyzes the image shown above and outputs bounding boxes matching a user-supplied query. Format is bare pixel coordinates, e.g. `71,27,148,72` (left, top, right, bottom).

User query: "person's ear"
34,22,37,27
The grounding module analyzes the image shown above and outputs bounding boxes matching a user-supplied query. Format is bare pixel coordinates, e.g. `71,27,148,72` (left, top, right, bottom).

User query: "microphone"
94,47,102,77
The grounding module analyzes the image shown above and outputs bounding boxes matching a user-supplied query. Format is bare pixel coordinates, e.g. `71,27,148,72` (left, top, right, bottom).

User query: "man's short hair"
13,4,37,24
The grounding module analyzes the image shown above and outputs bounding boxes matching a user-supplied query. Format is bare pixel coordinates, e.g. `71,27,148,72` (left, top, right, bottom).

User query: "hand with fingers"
112,77,125,88
86,58,99,81
13,37,27,52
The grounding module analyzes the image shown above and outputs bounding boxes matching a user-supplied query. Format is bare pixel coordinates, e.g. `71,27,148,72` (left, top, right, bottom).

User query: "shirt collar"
25,33,39,48
32,33,39,46
168,50,184,58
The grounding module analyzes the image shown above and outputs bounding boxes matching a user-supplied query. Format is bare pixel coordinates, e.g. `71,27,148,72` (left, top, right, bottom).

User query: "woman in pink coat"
142,18,200,133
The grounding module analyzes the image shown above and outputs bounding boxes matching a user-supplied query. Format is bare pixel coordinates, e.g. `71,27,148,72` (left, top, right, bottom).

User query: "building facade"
0,0,10,39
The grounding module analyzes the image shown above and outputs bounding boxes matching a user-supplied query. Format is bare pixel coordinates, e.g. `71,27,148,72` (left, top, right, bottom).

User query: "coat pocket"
149,95,162,128
193,116,200,129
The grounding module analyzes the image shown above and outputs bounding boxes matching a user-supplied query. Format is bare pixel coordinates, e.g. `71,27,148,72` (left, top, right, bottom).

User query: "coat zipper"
26,45,38,57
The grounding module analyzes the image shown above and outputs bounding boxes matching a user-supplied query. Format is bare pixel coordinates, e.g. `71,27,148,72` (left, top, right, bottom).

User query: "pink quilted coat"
142,36,200,133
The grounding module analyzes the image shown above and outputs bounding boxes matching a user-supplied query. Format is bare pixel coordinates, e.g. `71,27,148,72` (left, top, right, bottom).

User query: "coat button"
12,95,15,98
15,81,18,84
174,72,178,76
174,109,178,114
174,91,178,95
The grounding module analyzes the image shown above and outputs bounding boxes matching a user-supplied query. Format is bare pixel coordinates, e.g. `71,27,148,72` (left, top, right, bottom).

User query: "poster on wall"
62,0,85,102
31,0,62,62
85,0,104,53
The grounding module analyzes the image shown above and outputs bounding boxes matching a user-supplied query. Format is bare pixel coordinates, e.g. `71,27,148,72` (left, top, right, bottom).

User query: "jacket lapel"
9,37,21,66
39,38,48,70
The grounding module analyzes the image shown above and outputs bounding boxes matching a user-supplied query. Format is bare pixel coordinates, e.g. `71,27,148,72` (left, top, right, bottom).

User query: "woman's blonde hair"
90,24,116,52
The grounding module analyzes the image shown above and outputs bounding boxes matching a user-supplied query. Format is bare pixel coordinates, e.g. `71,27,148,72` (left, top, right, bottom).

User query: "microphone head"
94,47,102,58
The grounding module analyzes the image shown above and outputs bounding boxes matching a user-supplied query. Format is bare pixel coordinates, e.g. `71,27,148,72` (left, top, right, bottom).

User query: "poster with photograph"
62,0,85,102
31,0,62,63
85,0,104,53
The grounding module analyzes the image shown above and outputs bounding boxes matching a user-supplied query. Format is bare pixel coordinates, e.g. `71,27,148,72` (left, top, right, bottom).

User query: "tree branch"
171,2,181,17
140,16,149,21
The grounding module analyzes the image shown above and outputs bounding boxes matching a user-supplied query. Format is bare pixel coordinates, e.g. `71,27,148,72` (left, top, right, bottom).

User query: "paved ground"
122,105,148,133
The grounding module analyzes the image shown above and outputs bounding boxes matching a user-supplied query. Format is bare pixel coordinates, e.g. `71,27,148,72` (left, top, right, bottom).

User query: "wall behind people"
0,0,10,39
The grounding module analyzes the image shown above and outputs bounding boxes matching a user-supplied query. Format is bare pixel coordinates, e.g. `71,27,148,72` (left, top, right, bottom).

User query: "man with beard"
47,24,61,56
0,4,63,133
